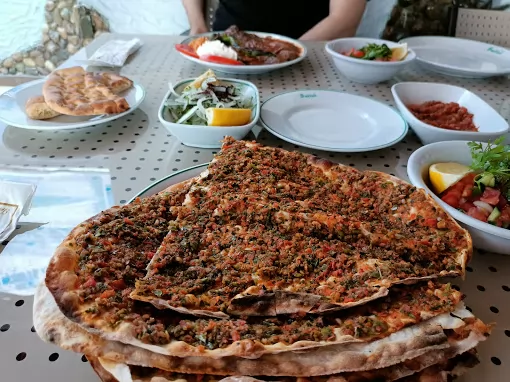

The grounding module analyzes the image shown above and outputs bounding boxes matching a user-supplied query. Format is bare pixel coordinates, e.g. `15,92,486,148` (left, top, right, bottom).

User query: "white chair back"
455,8,510,47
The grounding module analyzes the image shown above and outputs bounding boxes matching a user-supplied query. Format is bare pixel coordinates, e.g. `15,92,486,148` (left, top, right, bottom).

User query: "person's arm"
182,0,208,35
300,0,366,41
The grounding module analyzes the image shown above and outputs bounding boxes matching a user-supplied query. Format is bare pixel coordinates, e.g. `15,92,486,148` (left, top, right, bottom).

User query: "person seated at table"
182,0,367,40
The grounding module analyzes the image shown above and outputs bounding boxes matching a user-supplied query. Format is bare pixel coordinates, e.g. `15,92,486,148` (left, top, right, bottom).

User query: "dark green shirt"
213,0,330,38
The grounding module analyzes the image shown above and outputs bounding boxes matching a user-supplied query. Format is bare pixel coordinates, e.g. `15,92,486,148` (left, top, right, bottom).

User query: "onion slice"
473,201,493,214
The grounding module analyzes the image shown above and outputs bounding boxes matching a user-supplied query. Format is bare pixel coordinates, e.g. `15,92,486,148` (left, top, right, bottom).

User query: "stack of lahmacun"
34,137,491,382
25,66,133,120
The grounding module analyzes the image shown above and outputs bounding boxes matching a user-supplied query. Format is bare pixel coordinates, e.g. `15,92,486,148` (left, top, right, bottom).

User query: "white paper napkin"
85,38,143,67
0,170,113,296
0,181,36,242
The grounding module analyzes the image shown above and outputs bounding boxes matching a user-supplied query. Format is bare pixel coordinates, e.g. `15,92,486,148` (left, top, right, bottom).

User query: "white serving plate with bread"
0,78,145,130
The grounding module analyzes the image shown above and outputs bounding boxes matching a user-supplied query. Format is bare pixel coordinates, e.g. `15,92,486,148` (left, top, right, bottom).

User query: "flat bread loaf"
42,66,130,116
25,96,62,120
26,70,133,120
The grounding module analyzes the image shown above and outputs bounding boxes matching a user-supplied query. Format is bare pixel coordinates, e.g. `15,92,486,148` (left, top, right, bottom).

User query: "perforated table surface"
0,33,509,382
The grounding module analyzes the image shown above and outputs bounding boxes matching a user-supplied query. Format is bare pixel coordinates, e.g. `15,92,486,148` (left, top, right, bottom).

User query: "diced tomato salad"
440,173,510,228
341,48,397,61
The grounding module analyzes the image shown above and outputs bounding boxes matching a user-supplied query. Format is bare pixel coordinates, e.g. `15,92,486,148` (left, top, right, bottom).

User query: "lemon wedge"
206,108,252,127
391,43,408,61
185,69,218,91
429,162,472,194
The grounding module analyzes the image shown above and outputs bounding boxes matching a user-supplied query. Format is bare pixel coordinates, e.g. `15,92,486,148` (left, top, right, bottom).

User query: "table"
0,33,509,382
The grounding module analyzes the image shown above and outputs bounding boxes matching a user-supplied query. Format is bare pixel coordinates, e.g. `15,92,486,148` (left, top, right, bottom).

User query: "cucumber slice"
488,207,501,224
475,173,496,188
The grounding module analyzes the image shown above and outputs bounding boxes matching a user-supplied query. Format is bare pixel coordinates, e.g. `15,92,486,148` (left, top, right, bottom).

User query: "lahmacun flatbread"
130,138,471,318
88,351,480,382
34,282,489,376
42,66,130,116
39,271,466,360
44,138,473,359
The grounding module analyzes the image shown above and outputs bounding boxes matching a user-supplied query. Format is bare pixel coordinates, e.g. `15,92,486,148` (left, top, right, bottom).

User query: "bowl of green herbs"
408,137,510,255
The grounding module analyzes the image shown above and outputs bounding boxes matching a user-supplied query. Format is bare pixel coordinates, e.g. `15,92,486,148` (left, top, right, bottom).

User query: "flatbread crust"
34,282,490,375
42,66,130,116
88,350,479,382
131,138,471,317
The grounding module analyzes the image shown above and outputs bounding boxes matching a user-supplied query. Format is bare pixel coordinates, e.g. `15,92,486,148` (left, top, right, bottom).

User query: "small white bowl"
391,82,509,145
407,140,510,255
325,38,416,84
159,78,260,148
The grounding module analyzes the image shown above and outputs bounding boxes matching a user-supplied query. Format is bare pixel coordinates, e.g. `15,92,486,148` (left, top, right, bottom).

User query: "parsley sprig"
360,43,392,60
468,136,510,199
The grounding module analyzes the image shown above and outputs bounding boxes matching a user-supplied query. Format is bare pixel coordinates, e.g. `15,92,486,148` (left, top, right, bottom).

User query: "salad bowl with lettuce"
325,38,416,84
159,70,260,148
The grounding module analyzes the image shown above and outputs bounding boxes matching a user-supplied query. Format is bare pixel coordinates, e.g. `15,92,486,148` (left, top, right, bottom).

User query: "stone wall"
0,0,108,76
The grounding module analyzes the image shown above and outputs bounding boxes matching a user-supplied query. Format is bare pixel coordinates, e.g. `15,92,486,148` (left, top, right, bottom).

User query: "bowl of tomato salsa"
325,38,416,84
391,82,508,144
408,140,510,255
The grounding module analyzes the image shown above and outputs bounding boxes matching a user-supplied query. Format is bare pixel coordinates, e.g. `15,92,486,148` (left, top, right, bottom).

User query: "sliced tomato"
350,49,365,58
462,172,477,183
461,182,474,198
424,218,437,228
441,184,463,209
342,49,364,58
441,193,460,209
467,206,489,222
100,289,116,299
496,205,510,228
175,44,199,58
110,279,126,290
231,330,241,341
459,201,475,213
498,194,508,210
83,277,96,288
480,187,501,206
200,55,243,65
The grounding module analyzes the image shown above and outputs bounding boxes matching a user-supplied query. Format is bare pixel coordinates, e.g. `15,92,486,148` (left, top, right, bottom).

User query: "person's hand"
191,24,208,35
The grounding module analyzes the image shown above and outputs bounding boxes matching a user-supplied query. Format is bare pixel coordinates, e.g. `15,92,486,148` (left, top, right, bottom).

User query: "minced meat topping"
133,138,470,314
68,139,466,348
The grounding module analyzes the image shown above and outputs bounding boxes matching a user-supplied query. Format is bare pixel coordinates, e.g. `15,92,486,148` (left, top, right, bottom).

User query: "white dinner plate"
129,164,208,202
260,90,408,152
179,32,307,75
0,79,146,130
400,36,510,78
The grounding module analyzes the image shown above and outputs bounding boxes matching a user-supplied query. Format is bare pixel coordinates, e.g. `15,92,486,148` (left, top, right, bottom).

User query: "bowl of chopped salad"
408,138,510,254
325,38,416,84
159,70,259,148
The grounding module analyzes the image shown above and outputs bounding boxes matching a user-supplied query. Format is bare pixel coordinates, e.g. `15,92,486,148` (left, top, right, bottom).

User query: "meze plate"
260,90,408,152
178,31,307,75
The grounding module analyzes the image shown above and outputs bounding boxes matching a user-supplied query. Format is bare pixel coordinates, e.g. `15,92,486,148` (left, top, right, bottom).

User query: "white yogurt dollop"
196,40,238,61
